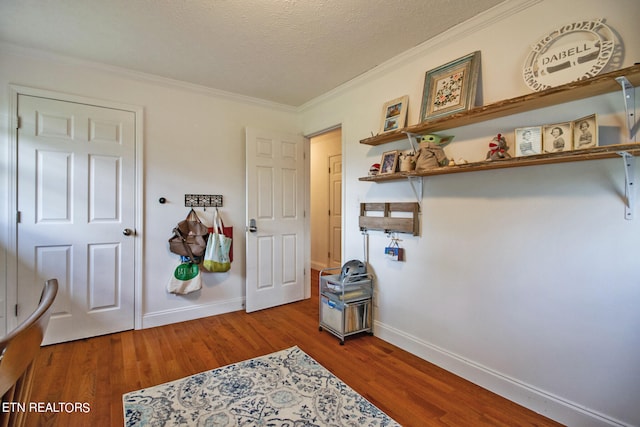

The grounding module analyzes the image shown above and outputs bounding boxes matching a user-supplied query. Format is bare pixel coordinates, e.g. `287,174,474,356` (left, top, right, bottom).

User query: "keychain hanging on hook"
384,232,404,261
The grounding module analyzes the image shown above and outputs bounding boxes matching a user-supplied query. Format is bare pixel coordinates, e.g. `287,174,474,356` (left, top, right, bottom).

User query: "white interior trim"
142,298,245,329
375,321,633,427
0,42,297,114
298,0,542,112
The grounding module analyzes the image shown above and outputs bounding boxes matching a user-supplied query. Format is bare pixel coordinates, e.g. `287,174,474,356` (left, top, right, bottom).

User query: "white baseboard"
142,297,244,329
374,321,630,427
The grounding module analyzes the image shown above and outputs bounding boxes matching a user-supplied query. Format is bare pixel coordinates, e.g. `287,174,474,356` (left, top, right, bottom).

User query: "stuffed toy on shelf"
486,133,511,160
415,134,454,171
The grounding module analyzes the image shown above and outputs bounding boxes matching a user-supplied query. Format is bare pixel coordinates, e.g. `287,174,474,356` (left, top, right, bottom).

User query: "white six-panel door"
17,94,136,344
245,128,306,312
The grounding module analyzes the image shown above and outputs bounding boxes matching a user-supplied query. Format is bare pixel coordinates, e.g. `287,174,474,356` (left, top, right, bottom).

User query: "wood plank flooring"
26,271,564,426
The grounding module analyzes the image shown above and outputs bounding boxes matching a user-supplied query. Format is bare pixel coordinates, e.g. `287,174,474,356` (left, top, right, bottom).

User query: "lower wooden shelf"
359,143,640,182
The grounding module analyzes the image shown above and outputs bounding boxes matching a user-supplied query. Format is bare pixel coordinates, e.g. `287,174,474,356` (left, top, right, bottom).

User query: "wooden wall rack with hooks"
359,202,420,236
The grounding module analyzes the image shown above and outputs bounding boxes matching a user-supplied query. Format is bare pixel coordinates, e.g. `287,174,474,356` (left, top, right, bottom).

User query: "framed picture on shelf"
380,95,409,134
420,51,481,122
572,114,598,149
543,122,573,153
379,150,399,174
514,126,542,156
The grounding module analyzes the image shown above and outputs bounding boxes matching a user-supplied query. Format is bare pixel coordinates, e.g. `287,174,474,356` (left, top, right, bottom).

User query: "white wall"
300,1,640,426
0,44,300,331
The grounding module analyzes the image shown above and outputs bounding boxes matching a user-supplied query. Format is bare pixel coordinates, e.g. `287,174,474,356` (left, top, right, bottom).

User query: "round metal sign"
523,19,616,91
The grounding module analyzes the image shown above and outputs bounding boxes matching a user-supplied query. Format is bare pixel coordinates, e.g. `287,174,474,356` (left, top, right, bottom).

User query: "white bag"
203,209,232,272
167,262,202,295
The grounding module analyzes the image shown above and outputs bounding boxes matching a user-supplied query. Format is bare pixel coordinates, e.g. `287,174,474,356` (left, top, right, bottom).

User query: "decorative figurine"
415,134,454,171
449,157,468,166
486,133,511,160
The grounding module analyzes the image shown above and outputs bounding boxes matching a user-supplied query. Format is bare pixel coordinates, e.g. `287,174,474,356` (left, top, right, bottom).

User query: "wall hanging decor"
522,18,619,92
420,51,481,122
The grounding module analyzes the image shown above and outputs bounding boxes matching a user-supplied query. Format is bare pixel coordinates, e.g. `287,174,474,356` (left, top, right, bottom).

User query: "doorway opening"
309,127,342,272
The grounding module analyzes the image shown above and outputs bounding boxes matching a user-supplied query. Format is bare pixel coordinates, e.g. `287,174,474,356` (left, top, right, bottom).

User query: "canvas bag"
208,215,233,262
203,209,232,272
167,262,202,294
168,209,209,260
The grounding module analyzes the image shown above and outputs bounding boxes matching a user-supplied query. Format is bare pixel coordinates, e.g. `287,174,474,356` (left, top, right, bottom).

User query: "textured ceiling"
0,0,505,106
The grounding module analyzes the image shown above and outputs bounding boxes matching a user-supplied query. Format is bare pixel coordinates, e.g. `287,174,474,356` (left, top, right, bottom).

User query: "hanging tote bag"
208,213,233,262
167,262,203,295
168,209,209,262
203,209,232,272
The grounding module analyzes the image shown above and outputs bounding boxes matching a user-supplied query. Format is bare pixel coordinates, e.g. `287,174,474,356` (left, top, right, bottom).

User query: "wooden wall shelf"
359,143,640,181
360,64,640,147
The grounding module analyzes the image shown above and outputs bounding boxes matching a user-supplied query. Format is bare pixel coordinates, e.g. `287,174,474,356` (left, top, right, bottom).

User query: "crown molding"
0,42,298,113
298,0,542,113
0,0,541,115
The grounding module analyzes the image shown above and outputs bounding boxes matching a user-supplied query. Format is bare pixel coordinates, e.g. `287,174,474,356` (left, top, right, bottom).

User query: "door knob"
123,228,133,236
248,219,257,233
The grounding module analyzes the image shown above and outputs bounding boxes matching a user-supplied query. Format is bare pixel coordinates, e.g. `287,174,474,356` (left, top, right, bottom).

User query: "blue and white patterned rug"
123,345,400,426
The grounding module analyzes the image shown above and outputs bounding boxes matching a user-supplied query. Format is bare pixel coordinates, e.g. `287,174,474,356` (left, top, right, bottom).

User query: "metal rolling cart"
318,263,373,345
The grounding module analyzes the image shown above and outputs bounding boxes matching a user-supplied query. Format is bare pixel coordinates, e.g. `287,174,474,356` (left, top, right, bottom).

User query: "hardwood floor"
27,271,564,426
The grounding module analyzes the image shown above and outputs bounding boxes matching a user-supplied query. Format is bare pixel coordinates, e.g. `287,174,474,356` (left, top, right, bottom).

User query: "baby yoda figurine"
415,134,454,171
486,133,511,160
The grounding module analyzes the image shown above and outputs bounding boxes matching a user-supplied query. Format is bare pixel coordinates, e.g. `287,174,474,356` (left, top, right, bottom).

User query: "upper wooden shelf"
360,64,640,146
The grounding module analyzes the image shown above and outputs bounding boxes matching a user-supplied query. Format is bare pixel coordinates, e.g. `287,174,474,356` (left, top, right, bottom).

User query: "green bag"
167,262,202,294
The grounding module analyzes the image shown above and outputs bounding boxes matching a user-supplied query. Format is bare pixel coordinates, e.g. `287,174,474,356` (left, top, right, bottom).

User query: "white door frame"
306,125,344,271
5,85,144,332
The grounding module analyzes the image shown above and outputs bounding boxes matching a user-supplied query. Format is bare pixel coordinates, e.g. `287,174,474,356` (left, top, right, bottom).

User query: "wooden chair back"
0,279,58,427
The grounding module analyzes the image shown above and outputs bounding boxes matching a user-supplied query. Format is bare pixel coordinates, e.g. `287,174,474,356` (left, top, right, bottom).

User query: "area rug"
123,345,400,426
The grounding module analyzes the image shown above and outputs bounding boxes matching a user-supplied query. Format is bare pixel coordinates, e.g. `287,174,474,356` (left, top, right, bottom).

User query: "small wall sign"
523,19,616,91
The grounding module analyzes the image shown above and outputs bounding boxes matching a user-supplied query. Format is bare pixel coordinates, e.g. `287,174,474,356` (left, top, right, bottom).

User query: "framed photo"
572,114,598,149
379,150,399,175
543,122,573,153
380,95,409,134
420,51,481,122
515,126,542,156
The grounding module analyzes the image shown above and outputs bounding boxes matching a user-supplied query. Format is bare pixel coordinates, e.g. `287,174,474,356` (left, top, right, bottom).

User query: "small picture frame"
379,150,399,174
572,114,598,149
380,95,409,134
420,51,481,122
543,122,573,153
515,126,542,156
